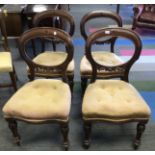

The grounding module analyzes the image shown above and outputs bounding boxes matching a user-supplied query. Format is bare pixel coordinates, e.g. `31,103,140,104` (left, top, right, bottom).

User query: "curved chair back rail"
18,27,74,83
85,27,142,82
33,10,75,37
80,10,122,46
0,12,9,51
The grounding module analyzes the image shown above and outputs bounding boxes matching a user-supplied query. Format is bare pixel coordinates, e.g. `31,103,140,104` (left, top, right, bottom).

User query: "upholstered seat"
139,12,155,23
82,80,151,122
132,4,155,30
3,79,71,122
0,52,13,73
80,52,123,75
27,51,74,76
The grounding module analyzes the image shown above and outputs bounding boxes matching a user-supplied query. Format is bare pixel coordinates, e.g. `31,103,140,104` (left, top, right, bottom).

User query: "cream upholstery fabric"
3,79,71,122
80,52,123,75
82,80,151,122
0,52,13,73
27,51,74,74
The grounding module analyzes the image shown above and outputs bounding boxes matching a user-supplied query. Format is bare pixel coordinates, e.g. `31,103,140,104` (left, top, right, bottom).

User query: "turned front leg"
133,121,147,149
81,77,88,96
7,119,21,146
60,122,69,151
83,121,92,149
68,76,74,92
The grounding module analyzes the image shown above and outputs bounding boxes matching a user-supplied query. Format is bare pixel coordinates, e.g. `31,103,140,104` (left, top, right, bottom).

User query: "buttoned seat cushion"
82,80,151,122
139,12,155,24
27,51,74,76
0,52,13,73
80,52,123,75
3,79,71,122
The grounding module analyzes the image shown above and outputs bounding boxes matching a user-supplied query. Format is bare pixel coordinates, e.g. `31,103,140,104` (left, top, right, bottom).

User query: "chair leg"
28,74,34,81
9,71,17,91
121,72,129,82
133,121,147,149
132,26,135,30
60,123,69,151
81,77,88,96
132,23,136,30
68,76,74,92
83,121,92,149
13,66,19,81
41,38,45,52
7,119,21,146
31,40,36,56
52,41,56,51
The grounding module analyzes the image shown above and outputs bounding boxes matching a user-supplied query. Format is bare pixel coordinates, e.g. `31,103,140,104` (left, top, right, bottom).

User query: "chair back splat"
18,27,74,83
85,27,142,83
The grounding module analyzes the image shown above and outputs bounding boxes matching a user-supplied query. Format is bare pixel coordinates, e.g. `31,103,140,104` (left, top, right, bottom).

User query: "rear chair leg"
60,123,69,151
31,39,36,56
81,77,88,96
68,76,74,92
83,121,91,149
28,74,34,81
9,71,17,91
133,121,147,149
52,41,56,51
7,119,21,146
13,66,19,81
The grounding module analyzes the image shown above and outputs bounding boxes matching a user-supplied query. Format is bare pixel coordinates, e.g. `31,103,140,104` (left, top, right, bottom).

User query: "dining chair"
2,27,74,150
82,27,151,149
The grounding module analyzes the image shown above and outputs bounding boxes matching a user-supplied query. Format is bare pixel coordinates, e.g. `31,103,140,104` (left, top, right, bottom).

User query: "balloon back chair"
80,11,123,94
0,12,17,90
2,27,74,150
82,28,151,149
29,10,75,91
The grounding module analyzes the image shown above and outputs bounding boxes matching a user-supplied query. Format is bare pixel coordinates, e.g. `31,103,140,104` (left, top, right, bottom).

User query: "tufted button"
126,99,131,102
151,7,154,12
97,98,101,102
53,85,57,90
109,91,115,96
33,84,39,89
118,86,122,90
100,85,105,89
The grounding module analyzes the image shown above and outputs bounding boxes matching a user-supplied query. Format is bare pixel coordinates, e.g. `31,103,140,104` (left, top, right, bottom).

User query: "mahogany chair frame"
31,10,75,91
80,11,123,94
5,27,74,150
82,27,148,149
0,12,17,91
